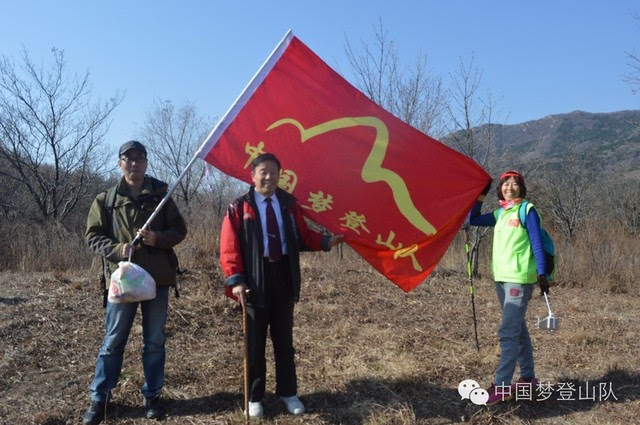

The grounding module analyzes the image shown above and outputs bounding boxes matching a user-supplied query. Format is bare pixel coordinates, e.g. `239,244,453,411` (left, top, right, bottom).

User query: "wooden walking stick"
240,289,251,424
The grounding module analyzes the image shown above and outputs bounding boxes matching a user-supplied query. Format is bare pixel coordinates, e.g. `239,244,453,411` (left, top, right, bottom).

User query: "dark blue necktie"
265,197,282,261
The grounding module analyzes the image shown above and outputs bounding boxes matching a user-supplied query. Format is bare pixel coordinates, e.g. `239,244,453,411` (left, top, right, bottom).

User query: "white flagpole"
130,30,294,249
130,154,200,253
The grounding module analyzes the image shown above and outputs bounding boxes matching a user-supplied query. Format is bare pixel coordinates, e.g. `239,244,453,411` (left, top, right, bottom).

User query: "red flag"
199,31,490,292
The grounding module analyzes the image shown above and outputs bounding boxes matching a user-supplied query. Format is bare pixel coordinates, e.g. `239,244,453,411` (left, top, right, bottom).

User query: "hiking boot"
247,401,264,418
486,383,513,406
280,395,305,415
83,400,106,425
145,395,165,420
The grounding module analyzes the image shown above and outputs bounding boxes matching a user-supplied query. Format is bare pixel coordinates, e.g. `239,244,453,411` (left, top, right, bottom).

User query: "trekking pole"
464,226,480,351
240,289,251,425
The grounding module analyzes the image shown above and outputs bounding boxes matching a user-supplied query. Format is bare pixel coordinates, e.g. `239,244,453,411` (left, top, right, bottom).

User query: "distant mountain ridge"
473,110,640,177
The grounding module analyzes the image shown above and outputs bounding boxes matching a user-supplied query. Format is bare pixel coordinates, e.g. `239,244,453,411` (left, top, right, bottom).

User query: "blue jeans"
89,287,169,401
495,282,535,386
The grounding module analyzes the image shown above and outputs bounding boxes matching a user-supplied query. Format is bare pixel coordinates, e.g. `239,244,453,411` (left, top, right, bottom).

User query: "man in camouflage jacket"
83,141,186,424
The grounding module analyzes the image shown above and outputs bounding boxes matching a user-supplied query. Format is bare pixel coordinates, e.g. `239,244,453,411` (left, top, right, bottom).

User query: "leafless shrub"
176,208,223,272
1,219,91,271
604,177,640,235
565,220,639,293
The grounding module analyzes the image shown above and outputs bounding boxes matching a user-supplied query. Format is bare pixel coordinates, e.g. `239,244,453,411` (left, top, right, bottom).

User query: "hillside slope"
469,110,640,177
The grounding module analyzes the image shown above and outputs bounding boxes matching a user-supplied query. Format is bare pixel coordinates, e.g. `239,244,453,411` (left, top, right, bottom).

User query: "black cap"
119,140,147,157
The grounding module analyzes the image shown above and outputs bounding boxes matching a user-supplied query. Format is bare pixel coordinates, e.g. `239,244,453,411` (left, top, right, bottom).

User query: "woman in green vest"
469,170,550,405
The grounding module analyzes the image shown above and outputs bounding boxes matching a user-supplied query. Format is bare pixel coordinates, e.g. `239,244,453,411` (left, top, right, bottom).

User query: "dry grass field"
1,240,640,425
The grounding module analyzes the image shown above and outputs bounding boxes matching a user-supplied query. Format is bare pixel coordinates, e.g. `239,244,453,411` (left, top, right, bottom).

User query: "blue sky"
1,0,638,150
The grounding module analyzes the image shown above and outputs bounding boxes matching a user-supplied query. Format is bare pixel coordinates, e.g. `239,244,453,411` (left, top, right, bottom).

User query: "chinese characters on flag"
198,31,490,291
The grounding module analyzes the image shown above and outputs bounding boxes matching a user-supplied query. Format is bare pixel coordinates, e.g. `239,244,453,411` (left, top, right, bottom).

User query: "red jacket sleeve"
219,203,246,286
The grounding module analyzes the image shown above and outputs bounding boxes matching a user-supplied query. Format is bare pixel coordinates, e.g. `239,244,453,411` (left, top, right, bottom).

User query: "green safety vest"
491,202,538,284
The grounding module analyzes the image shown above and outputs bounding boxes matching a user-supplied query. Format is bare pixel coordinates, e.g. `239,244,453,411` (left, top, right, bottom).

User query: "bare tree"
138,99,212,211
444,54,504,275
624,11,640,95
624,51,640,94
344,19,446,136
444,54,502,170
0,48,123,224
537,154,600,239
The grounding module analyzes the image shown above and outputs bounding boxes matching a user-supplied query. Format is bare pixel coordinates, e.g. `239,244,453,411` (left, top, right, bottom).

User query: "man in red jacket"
220,153,344,417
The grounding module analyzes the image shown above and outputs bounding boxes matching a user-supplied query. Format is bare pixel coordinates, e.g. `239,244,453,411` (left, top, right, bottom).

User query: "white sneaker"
248,401,263,417
280,395,305,415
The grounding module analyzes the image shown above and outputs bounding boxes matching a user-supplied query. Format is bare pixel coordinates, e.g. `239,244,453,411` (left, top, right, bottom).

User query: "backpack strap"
104,185,118,236
100,185,118,307
519,201,529,229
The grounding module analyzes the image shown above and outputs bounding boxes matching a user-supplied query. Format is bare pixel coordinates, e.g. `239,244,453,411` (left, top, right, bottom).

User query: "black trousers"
246,256,296,401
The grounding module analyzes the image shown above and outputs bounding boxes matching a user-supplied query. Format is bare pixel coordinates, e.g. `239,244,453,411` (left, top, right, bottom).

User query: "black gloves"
538,274,550,295
481,180,492,196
